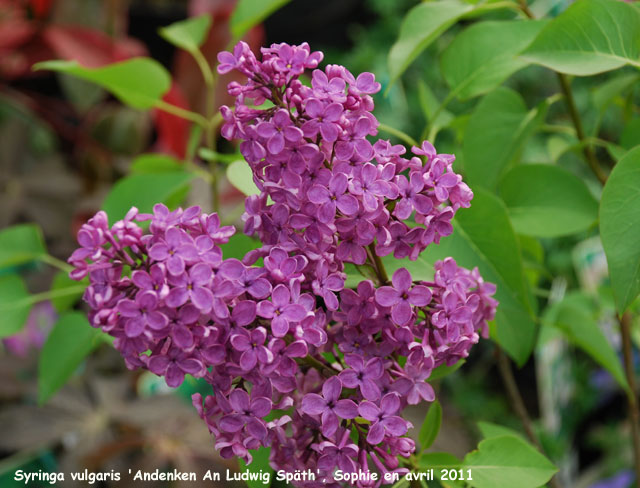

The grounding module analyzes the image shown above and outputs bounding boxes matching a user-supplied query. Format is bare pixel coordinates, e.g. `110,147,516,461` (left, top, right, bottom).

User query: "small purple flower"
316,428,359,473
358,393,409,445
339,354,384,401
302,99,343,142
219,389,272,441
375,268,432,325
257,109,303,154
230,327,274,371
148,226,199,275
147,346,203,387
301,376,358,436
257,284,307,337
117,291,168,337
165,263,214,312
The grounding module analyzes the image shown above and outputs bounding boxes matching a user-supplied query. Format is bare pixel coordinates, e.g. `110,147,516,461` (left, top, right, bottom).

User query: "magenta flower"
302,99,343,142
301,376,358,436
339,354,384,401
148,226,198,275
256,109,303,154
308,173,359,222
375,268,432,325
257,284,307,337
358,393,409,445
117,291,168,337
219,389,272,441
316,428,359,473
230,327,273,371
165,263,214,312
147,345,203,388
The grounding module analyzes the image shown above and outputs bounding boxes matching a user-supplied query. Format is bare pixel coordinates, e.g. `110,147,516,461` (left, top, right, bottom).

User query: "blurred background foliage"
1,0,639,487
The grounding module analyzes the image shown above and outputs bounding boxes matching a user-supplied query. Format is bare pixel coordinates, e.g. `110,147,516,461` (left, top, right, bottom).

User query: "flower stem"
38,254,73,273
377,123,419,148
496,347,562,488
620,312,640,488
556,73,607,184
297,355,338,377
368,244,389,285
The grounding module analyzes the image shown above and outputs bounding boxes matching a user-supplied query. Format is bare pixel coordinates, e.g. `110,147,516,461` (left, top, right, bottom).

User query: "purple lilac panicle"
69,41,498,488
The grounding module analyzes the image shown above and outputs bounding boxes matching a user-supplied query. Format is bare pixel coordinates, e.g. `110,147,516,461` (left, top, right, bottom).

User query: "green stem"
368,243,389,285
153,100,209,127
556,73,608,184
0,286,86,312
38,254,73,273
496,347,563,488
620,312,640,488
377,123,419,148
297,355,337,377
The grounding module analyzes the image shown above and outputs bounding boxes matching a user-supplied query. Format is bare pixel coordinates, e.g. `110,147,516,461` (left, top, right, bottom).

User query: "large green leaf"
0,274,32,338
542,292,629,393
441,20,547,100
498,164,598,237
159,15,211,53
477,421,524,440
34,58,171,109
521,0,640,76
38,312,104,404
600,146,640,312
463,87,546,190
231,0,291,40
419,400,442,451
227,160,260,196
388,1,473,87
130,153,184,174
463,435,557,488
102,172,194,222
423,190,536,365
0,224,46,269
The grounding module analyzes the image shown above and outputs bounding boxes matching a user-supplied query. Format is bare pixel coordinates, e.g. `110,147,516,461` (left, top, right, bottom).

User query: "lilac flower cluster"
68,41,497,488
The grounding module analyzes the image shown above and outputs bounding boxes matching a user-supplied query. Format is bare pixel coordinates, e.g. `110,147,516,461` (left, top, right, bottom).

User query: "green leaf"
429,360,465,381
38,312,103,404
227,160,260,196
382,254,434,282
600,146,640,312
102,172,194,221
238,447,273,488
34,58,171,109
0,224,47,270
419,400,442,450
388,1,473,88
542,293,629,392
477,421,524,440
521,0,640,76
231,0,291,40
441,20,547,100
222,233,262,261
418,452,461,469
50,272,85,313
417,81,454,135
621,119,640,150
463,435,557,488
130,153,184,174
592,73,640,113
498,164,598,237
423,190,536,365
0,274,32,338
159,14,211,53
464,87,546,190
